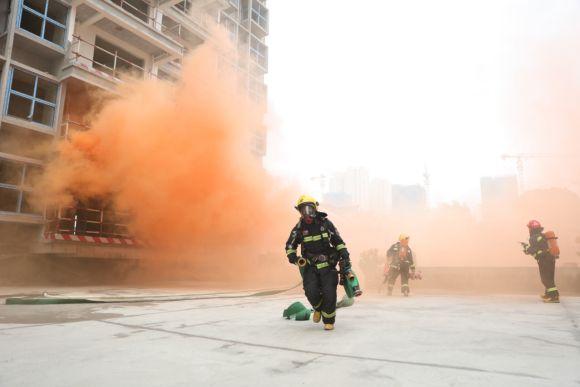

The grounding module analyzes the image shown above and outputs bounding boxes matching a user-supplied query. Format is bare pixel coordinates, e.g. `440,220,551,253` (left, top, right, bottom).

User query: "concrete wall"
364,266,580,295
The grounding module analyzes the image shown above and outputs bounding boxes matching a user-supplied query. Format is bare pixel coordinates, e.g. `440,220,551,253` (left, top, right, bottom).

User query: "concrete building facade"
327,167,370,211
0,0,268,257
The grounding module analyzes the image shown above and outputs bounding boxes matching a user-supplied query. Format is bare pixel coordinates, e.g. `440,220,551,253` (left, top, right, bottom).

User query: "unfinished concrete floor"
0,290,579,386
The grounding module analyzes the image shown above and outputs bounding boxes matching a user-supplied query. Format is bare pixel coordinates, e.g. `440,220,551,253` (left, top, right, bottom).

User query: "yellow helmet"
398,233,410,242
295,194,319,210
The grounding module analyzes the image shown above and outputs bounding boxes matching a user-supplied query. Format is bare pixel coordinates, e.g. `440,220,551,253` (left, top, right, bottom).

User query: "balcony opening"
93,36,145,78
161,15,182,40
251,0,267,31
45,199,131,239
174,0,192,14
250,36,267,71
220,12,237,43
111,0,150,23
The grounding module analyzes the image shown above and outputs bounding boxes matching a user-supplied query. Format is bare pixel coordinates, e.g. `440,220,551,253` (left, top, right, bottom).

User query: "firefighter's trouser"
387,262,410,294
303,264,338,324
537,256,559,297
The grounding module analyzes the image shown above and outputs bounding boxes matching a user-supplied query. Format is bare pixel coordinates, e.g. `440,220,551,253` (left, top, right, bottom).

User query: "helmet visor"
299,204,316,218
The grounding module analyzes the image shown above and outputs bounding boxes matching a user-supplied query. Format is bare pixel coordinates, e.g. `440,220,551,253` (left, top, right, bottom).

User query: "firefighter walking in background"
285,195,353,331
385,234,415,296
522,220,560,303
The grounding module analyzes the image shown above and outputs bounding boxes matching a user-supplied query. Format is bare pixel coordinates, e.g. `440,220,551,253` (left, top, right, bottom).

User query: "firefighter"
523,220,559,303
285,195,352,331
385,234,415,296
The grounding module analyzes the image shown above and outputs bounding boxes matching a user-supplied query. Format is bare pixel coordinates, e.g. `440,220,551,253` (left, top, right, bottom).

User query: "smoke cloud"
35,35,296,282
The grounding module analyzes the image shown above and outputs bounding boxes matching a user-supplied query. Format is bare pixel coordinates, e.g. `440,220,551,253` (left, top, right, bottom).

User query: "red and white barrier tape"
44,233,138,246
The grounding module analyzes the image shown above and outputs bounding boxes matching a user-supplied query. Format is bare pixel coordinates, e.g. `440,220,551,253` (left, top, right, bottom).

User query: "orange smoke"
37,38,295,278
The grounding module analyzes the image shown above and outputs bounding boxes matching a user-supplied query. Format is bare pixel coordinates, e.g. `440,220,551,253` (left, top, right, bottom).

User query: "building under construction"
0,0,268,258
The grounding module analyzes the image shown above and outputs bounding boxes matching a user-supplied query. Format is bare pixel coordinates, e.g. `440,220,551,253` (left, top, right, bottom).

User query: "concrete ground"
0,289,579,386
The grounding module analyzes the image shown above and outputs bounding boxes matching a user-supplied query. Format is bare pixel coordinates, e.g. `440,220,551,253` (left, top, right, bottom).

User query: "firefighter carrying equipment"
524,226,560,302
285,211,350,267
285,207,356,326
525,229,558,260
387,241,415,270
386,241,416,295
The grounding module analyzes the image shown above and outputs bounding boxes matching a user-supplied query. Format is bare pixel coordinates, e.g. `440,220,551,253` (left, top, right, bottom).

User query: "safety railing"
50,119,134,239
59,118,91,139
45,204,131,239
69,35,154,80
172,0,213,31
107,0,186,43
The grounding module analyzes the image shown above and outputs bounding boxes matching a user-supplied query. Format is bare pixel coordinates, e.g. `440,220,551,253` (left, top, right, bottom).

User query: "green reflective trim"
314,299,322,309
286,249,296,255
303,233,329,243
336,244,346,251
537,236,543,241
401,284,409,288
321,311,336,318
547,287,558,292
316,262,329,269
534,250,544,256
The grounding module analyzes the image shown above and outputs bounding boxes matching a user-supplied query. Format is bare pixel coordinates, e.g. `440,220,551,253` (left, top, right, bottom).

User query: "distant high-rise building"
327,167,369,211
369,178,391,213
392,184,426,212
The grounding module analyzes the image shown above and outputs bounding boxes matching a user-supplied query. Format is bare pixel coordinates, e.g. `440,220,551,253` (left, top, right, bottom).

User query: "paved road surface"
0,290,579,386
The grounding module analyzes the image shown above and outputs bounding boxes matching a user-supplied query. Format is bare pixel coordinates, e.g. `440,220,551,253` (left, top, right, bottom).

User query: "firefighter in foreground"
385,234,416,296
522,220,560,303
285,195,353,331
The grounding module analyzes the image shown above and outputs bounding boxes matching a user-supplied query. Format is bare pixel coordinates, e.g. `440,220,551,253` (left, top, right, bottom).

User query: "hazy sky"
263,0,580,204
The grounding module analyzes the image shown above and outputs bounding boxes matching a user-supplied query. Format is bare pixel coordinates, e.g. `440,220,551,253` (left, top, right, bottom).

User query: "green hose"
4,283,302,305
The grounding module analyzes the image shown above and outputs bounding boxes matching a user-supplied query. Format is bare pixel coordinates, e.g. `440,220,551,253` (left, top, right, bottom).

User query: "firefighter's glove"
339,274,345,286
288,253,297,265
339,253,352,275
520,242,529,254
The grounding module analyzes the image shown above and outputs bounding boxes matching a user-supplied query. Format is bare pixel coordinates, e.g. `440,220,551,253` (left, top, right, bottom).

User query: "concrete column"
152,4,163,31
66,3,77,45
54,81,67,137
0,0,19,117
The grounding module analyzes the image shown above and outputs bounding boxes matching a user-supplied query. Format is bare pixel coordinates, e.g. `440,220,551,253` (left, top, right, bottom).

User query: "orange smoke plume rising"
37,38,295,278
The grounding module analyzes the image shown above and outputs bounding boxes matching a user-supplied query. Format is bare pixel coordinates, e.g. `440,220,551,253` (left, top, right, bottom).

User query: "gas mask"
299,204,316,223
